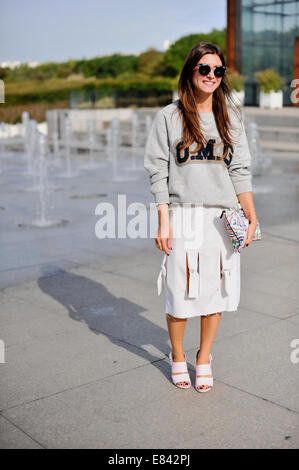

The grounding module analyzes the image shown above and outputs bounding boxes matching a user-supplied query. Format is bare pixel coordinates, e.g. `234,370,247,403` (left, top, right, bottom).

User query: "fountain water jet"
24,119,38,177
246,120,272,176
109,117,136,181
145,115,152,139
22,133,68,228
21,111,29,139
60,116,78,178
0,122,5,170
111,117,122,181
79,119,104,169
52,131,61,168
106,125,113,163
131,112,138,169
87,119,97,167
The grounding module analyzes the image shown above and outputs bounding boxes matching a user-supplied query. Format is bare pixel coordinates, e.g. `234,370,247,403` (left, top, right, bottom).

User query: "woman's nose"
206,70,216,79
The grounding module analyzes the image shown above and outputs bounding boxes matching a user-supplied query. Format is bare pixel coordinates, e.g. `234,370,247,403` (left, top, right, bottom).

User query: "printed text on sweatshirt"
144,100,252,209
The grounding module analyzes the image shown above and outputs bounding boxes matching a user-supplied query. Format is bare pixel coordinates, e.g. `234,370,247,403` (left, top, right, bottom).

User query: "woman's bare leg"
197,312,221,363
196,312,221,390
166,313,189,386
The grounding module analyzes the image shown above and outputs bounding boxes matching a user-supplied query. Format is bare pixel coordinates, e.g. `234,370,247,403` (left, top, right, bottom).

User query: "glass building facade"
236,1,299,105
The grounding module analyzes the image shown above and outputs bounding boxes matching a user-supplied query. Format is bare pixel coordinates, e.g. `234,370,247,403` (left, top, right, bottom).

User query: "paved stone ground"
0,144,298,449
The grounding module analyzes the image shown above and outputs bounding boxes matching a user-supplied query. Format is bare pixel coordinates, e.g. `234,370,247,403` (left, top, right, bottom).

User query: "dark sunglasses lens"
214,66,225,77
197,64,210,76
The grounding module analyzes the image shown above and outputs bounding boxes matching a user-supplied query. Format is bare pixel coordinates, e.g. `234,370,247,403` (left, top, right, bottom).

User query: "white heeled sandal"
195,349,213,393
168,352,191,389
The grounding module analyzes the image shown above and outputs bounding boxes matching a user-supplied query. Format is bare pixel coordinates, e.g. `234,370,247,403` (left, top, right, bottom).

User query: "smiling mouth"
202,80,216,85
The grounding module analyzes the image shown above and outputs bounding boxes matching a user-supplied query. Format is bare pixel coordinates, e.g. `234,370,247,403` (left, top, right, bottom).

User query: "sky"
1,0,226,64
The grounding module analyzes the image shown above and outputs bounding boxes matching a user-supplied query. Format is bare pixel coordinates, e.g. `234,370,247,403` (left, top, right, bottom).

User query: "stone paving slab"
239,286,299,319
1,146,299,448
1,260,279,414
0,292,84,346
0,416,43,449
287,314,299,324
0,328,150,411
2,358,298,449
212,319,299,413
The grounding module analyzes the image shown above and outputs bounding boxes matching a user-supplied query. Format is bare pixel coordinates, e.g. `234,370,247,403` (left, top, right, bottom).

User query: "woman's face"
192,53,223,96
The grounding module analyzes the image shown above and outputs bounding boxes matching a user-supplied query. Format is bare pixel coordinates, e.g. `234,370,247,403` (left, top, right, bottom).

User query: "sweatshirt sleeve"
144,109,170,205
227,118,253,195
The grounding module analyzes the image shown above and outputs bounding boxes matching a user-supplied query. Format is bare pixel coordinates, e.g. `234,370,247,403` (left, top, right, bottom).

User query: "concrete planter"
232,89,245,106
259,90,283,109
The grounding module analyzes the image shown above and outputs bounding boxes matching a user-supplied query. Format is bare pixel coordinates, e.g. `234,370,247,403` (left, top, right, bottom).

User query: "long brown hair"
175,41,242,160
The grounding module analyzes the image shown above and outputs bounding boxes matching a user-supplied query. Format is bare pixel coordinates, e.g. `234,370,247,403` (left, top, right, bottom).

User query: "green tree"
137,48,164,76
162,29,226,77
0,67,9,80
77,54,138,78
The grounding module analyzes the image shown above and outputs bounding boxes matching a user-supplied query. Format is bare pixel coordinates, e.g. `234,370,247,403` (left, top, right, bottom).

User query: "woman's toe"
197,385,211,390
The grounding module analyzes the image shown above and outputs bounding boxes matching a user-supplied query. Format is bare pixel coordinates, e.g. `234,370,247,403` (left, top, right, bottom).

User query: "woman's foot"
195,349,213,392
169,351,191,388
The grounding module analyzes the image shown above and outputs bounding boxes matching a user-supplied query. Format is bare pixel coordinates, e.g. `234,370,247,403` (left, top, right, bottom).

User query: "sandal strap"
172,372,190,384
196,363,212,375
169,352,190,373
196,377,213,387
171,362,189,373
169,352,191,384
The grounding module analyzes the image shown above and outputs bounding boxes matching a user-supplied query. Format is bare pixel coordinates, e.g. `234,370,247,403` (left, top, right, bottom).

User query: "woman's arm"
144,109,172,254
228,114,257,247
156,203,172,255
237,191,258,247
227,118,252,196
144,110,170,206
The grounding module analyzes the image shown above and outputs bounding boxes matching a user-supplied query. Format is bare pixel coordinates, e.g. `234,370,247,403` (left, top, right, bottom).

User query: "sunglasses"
195,63,227,78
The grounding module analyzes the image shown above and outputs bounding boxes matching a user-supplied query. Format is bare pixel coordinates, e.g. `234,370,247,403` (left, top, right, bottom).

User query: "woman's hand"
155,223,172,255
237,192,258,248
155,204,172,255
244,216,258,247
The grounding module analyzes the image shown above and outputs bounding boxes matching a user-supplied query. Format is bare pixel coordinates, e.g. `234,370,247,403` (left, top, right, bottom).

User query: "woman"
144,41,258,392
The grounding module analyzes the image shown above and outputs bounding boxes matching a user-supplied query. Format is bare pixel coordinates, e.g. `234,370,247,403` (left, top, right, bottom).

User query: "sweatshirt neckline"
199,112,214,118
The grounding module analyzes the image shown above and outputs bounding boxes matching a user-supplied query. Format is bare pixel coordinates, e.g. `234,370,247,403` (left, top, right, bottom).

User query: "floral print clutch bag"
220,205,262,253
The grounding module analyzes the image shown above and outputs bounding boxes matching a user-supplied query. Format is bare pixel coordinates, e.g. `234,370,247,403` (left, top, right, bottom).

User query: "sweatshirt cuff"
233,179,253,195
154,191,170,205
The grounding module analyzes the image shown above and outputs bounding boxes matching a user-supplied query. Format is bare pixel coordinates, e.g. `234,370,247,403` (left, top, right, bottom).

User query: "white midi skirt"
157,203,241,318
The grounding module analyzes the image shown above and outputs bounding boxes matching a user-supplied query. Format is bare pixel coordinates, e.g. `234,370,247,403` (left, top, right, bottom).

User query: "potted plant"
227,69,246,106
255,68,286,109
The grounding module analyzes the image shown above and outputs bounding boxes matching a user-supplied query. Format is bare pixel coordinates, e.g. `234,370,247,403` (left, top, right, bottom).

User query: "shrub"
227,69,246,91
137,48,164,76
0,101,68,123
255,68,286,93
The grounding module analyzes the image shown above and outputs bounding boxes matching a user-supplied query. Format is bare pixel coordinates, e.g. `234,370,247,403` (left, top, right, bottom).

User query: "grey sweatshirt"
144,100,252,209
